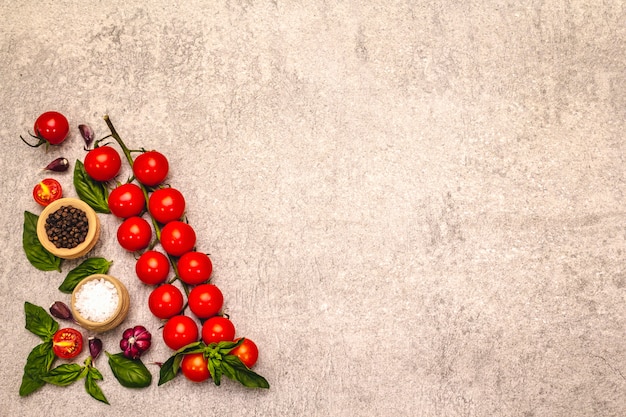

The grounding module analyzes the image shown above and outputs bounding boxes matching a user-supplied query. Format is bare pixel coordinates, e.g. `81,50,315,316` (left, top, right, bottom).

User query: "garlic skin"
79,124,95,150
89,337,103,360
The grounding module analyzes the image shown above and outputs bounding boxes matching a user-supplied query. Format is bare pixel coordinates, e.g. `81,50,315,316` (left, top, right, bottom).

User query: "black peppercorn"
44,205,89,249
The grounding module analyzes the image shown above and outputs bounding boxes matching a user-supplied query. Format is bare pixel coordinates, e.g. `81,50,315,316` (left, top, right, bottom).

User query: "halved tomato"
52,328,83,359
33,178,63,206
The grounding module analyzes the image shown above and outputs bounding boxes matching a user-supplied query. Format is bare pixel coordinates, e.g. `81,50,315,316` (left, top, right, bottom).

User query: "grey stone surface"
0,1,624,416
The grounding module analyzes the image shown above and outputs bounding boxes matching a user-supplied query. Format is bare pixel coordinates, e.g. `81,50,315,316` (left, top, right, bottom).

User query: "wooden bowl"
36,198,100,259
71,274,130,333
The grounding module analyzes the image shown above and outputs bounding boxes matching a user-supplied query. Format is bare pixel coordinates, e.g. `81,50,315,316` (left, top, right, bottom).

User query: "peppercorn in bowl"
36,197,100,259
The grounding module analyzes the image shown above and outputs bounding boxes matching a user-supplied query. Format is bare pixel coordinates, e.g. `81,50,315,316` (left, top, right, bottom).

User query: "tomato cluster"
83,145,259,383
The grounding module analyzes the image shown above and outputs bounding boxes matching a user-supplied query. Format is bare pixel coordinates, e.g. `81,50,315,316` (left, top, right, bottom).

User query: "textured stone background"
1,1,624,416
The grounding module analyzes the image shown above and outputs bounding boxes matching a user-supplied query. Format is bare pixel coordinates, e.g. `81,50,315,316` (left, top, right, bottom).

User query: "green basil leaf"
157,354,179,386
24,302,59,340
221,354,270,389
73,160,110,213
106,352,152,388
19,342,55,396
58,258,113,293
210,358,223,386
217,338,244,354
85,370,109,404
23,211,62,272
42,363,85,386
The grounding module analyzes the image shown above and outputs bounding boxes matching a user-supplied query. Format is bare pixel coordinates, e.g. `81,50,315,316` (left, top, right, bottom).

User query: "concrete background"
0,1,624,416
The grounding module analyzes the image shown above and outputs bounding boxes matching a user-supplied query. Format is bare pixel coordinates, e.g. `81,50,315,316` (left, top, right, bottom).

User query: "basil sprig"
23,211,62,272
43,358,109,404
158,339,269,389
19,302,59,396
106,352,152,388
73,160,110,213
58,257,113,293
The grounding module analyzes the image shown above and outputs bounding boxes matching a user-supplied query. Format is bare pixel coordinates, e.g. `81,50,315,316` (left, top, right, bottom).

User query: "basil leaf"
106,352,152,388
221,355,270,389
23,211,62,272
157,354,179,386
74,160,110,213
217,338,244,354
19,342,55,396
42,363,85,386
58,258,113,293
85,369,109,404
24,302,59,340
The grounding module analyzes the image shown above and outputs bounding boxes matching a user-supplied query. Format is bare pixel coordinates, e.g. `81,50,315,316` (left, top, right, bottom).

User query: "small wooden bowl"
36,198,100,259
71,274,130,333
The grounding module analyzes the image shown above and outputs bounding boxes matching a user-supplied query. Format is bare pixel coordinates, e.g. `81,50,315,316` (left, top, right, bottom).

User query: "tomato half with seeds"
181,353,211,382
33,178,63,206
52,328,83,359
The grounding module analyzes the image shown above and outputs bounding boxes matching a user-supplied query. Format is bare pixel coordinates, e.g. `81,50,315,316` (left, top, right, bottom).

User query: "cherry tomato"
230,338,259,368
52,328,83,359
32,178,62,206
133,151,169,187
162,315,199,350
108,183,145,218
188,284,223,319
117,216,152,252
148,188,185,224
34,111,69,145
201,316,235,345
148,284,184,319
177,251,213,285
160,221,196,256
84,146,122,182
181,353,210,382
136,250,170,285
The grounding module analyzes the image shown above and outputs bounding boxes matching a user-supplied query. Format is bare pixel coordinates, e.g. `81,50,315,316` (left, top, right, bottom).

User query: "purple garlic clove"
120,325,152,359
89,337,103,360
49,301,74,321
78,124,95,150
44,157,70,172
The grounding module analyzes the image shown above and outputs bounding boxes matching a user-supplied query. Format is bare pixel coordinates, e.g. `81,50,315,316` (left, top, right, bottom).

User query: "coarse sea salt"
74,278,119,322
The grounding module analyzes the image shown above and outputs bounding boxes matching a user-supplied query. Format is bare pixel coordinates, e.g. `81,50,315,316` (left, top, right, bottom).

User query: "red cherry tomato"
133,151,169,187
34,111,69,145
162,315,199,350
52,328,83,359
117,216,152,252
188,284,223,319
148,188,185,224
160,221,196,256
181,353,210,382
32,178,63,206
177,251,213,285
135,250,170,285
148,284,184,319
84,146,122,181
201,316,235,344
230,338,259,368
108,183,145,218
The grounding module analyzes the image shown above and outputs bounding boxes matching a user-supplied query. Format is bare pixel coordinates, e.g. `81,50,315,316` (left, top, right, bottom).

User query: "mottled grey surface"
1,1,625,416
